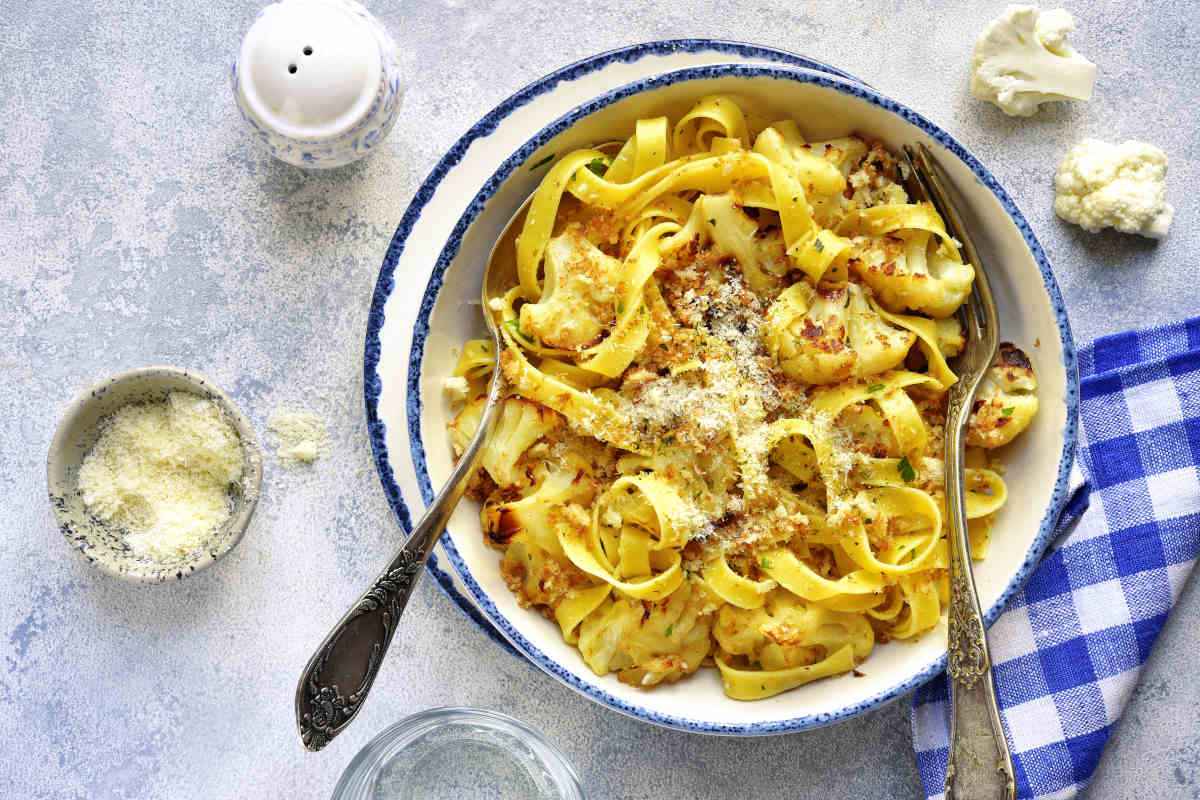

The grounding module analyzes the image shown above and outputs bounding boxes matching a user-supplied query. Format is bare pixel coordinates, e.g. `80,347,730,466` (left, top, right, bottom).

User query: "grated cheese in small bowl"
78,392,245,561
47,367,262,583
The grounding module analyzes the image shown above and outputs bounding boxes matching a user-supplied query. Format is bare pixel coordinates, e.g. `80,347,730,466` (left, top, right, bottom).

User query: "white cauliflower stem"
1054,139,1174,238
970,5,1097,117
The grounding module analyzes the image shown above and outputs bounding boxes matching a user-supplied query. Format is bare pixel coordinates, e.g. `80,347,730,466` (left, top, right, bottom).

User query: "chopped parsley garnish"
1001,406,1015,417
760,557,772,570
898,456,917,483
665,624,674,637
708,218,717,227
527,153,555,171
585,157,610,176
813,238,825,252
867,383,885,393
616,300,625,314
658,342,669,351
504,318,533,343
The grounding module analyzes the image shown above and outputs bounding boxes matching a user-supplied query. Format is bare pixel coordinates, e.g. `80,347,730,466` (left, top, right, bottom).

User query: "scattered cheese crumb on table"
268,408,330,466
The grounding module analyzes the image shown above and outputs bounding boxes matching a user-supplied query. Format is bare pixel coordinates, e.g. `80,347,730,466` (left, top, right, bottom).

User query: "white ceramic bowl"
369,57,1077,734
47,366,263,583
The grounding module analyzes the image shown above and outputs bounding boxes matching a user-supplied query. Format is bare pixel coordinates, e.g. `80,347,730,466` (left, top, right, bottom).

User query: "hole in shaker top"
288,64,298,74
303,46,313,56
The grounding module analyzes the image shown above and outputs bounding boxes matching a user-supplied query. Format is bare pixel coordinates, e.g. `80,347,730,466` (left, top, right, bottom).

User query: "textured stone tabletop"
2,1,1198,798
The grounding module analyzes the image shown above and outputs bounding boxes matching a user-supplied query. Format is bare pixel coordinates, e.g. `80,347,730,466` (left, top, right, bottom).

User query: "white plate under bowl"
366,50,1078,735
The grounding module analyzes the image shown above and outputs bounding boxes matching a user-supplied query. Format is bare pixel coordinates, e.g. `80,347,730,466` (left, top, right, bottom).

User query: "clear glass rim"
329,706,586,800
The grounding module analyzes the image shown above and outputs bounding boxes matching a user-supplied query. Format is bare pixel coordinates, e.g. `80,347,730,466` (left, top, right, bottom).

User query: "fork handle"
945,551,1016,800
944,418,1015,799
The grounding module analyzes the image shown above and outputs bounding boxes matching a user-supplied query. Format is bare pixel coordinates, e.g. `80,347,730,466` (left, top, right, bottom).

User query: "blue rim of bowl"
369,59,1079,734
365,40,868,654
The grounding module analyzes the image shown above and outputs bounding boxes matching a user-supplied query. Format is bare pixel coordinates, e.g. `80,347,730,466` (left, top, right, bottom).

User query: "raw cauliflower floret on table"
970,5,1097,117
1054,139,1174,238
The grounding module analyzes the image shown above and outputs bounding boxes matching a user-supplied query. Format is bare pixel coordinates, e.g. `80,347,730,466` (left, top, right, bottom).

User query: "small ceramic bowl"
46,367,263,583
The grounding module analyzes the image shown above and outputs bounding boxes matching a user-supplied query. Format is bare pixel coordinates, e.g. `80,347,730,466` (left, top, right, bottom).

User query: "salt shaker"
232,0,403,168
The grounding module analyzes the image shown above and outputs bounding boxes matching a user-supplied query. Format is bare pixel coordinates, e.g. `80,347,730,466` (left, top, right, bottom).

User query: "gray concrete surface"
2,1,1198,798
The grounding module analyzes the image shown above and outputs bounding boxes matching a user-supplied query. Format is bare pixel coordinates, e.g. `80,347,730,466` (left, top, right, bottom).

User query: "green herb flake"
760,557,773,570
665,624,674,637
658,342,669,351
813,238,825,253
867,383,885,393
585,157,610,177
898,456,917,483
1001,406,1015,417
504,318,532,343
708,218,717,227
527,153,555,171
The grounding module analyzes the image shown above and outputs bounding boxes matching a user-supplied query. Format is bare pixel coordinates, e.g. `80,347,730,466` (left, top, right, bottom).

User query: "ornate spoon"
294,197,526,751
904,144,1016,800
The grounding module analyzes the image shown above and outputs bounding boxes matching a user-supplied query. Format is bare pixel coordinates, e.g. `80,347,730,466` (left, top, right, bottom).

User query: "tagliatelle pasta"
444,96,1040,700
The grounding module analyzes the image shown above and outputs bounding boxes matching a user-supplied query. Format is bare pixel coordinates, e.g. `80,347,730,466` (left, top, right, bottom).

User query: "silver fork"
904,143,1016,800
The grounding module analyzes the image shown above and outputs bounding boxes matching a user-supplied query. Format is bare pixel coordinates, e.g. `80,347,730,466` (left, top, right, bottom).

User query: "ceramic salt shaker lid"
233,0,403,168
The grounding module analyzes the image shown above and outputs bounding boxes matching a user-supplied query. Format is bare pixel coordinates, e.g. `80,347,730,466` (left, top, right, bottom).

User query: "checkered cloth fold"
912,317,1200,800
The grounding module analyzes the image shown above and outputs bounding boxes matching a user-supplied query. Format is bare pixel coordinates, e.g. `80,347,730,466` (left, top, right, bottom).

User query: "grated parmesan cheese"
77,392,244,560
268,408,329,466
443,376,470,405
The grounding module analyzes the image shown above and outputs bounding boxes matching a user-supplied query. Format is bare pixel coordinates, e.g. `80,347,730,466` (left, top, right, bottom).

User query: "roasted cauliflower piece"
575,584,715,687
967,342,1039,448
447,395,486,458
520,227,622,350
762,281,914,385
483,467,590,549
850,228,975,319
480,397,563,487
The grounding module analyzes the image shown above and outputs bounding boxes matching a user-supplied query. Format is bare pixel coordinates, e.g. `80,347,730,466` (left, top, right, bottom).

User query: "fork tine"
902,146,980,343
909,144,998,345
900,146,933,205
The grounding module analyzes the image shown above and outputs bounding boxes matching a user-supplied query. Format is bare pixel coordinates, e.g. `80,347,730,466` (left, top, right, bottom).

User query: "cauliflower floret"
443,375,470,406
970,5,1097,117
480,397,564,487
968,343,1039,449
1054,138,1174,238
520,227,621,350
761,282,914,385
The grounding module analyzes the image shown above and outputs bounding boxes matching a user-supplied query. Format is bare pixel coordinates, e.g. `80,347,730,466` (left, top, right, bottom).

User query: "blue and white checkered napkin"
912,317,1200,800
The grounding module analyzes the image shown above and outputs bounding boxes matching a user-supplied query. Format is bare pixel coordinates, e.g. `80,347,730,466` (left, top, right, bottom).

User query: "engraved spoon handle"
295,339,503,751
